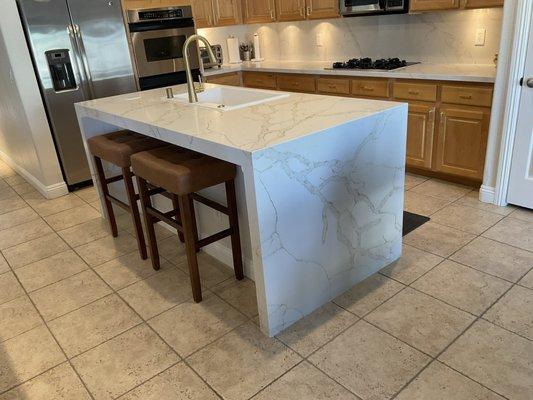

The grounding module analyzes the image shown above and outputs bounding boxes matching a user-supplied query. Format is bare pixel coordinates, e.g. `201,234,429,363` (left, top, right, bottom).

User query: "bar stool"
87,130,168,259
130,145,244,302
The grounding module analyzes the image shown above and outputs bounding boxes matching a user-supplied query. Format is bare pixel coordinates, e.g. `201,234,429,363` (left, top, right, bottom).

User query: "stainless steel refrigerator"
17,0,137,187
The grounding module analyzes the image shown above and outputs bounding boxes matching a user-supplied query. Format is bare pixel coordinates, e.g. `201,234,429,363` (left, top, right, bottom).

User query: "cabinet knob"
526,78,533,88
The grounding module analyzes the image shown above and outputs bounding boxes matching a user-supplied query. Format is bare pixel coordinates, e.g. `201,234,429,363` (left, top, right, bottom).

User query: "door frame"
493,0,533,206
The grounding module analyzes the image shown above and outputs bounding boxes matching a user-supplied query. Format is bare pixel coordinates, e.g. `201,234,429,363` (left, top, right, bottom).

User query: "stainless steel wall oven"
127,6,200,90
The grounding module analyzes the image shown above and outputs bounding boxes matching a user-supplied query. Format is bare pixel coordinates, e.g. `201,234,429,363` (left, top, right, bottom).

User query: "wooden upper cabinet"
406,103,436,169
243,0,276,23
191,0,214,28
410,0,460,11
276,0,305,21
306,0,339,19
213,0,241,25
435,106,489,179
462,0,503,8
122,0,191,9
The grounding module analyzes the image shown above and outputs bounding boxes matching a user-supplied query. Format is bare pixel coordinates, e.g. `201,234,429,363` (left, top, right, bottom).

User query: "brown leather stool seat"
87,130,168,260
130,146,236,195
87,130,167,168
131,144,243,303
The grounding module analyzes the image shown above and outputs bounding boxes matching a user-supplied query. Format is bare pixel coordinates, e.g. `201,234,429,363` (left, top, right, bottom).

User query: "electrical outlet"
475,28,486,46
315,32,323,47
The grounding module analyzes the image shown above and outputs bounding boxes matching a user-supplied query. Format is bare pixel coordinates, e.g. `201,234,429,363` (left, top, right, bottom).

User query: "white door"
507,15,533,209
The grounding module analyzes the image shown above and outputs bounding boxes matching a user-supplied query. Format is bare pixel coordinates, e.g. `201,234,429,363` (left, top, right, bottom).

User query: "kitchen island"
75,84,408,336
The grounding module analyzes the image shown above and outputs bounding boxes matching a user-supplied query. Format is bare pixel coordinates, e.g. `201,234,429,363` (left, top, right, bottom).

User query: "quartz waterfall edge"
75,84,408,336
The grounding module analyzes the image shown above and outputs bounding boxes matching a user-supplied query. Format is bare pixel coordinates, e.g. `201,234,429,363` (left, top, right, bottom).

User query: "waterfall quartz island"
75,83,408,336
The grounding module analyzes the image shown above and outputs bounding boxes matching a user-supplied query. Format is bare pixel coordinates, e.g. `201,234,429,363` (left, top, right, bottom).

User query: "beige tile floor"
0,163,532,400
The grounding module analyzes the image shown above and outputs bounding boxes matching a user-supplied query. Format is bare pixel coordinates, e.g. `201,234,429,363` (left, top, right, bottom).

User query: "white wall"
199,8,503,65
0,0,67,198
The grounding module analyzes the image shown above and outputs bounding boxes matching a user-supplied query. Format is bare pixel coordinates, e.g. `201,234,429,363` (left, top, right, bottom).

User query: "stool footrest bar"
192,193,229,215
197,228,233,249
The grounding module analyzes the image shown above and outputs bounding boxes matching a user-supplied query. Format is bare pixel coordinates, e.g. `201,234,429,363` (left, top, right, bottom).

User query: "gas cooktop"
326,58,419,71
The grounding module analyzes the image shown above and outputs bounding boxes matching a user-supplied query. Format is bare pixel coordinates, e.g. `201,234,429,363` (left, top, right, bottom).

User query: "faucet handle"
195,75,205,93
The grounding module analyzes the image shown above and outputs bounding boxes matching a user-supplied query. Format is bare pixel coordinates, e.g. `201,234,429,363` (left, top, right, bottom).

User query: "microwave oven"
341,0,408,16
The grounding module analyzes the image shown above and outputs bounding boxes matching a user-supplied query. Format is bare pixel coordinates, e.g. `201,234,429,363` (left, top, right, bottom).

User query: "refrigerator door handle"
67,24,83,88
71,23,95,99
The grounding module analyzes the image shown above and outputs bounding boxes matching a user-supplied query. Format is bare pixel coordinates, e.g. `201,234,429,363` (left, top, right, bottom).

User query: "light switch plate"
475,28,486,46
315,33,323,47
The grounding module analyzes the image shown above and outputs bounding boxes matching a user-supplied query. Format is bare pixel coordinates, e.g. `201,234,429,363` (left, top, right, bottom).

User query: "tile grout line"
2,177,530,399
0,258,97,400
388,214,533,400
32,185,254,400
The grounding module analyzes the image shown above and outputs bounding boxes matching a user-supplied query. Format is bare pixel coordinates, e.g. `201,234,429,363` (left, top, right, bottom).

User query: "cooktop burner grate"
326,58,419,71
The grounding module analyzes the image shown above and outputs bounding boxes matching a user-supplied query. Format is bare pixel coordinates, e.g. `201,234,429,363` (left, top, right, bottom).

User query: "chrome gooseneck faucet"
183,34,217,103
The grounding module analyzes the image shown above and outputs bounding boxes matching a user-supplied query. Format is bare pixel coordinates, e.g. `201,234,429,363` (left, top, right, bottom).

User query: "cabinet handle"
428,108,436,132
306,6,311,15
328,84,336,89
459,94,472,99
408,90,420,95
362,86,374,91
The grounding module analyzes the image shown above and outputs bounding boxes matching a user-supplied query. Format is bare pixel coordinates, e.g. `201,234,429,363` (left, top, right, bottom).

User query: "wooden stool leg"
171,194,185,243
137,177,161,270
123,167,147,260
226,180,244,280
93,156,118,237
178,194,202,302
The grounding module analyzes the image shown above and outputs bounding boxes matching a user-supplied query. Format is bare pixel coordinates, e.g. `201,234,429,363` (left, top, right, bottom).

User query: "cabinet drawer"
205,72,241,86
317,77,350,95
393,82,437,102
441,85,493,107
351,78,389,98
277,74,316,93
242,72,277,89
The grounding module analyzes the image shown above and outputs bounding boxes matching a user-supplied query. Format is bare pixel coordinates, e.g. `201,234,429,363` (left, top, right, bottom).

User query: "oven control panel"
127,6,193,23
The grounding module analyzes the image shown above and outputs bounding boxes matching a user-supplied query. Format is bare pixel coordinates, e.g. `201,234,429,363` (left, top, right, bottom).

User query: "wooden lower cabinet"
242,71,277,89
238,71,492,182
435,105,489,180
205,72,241,86
277,74,316,92
406,103,436,169
462,0,504,8
410,0,460,11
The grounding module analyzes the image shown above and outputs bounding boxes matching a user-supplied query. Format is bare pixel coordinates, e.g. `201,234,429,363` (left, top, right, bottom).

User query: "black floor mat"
403,211,430,236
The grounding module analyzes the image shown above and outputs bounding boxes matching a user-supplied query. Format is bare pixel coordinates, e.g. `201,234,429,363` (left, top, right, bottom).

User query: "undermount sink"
169,86,289,111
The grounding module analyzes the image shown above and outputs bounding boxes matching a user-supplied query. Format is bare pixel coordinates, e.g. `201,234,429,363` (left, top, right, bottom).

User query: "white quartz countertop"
76,83,404,154
203,61,497,83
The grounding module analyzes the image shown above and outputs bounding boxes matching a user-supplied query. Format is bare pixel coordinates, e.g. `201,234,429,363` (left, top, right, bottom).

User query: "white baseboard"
203,241,255,281
479,184,496,204
0,150,68,199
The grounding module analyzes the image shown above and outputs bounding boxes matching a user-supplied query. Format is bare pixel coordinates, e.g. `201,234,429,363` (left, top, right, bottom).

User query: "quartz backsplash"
198,8,502,66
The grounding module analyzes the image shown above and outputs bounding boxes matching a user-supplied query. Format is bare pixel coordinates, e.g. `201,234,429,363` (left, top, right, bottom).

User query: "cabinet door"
406,103,436,169
205,72,242,86
410,0,460,11
435,106,489,179
243,0,276,23
243,72,277,89
276,0,305,21
213,0,241,25
462,0,503,8
192,0,214,28
306,0,339,19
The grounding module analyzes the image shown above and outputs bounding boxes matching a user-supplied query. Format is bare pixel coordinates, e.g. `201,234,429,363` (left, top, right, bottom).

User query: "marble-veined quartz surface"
203,61,496,83
75,83,408,336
